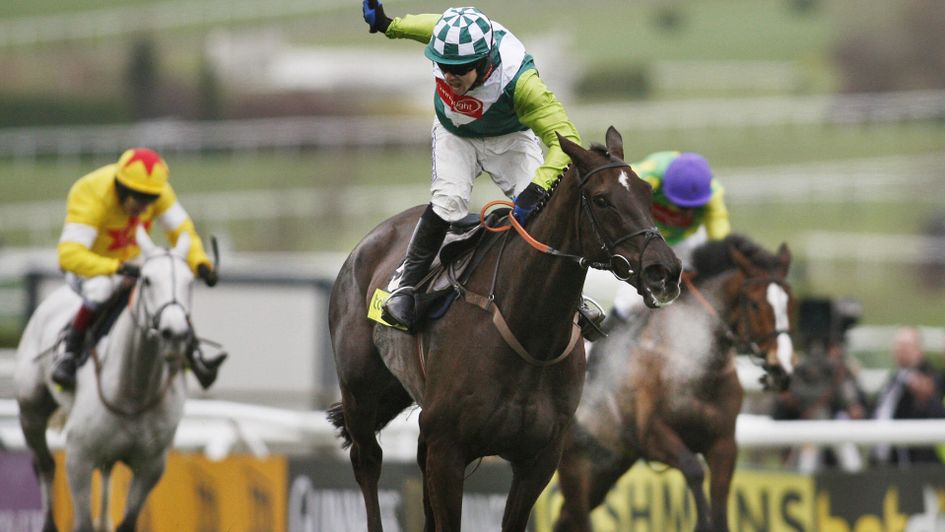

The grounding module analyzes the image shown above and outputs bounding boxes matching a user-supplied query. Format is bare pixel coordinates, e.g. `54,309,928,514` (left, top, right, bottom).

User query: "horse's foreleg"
65,452,96,532
502,439,565,532
554,428,636,532
706,437,737,532
642,419,712,532
117,455,166,532
95,465,113,532
423,437,465,532
18,393,58,532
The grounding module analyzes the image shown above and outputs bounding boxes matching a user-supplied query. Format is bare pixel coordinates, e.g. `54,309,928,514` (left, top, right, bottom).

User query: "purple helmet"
663,153,713,208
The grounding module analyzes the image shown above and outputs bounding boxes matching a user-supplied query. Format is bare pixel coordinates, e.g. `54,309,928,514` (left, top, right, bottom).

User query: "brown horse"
554,234,795,532
327,127,682,532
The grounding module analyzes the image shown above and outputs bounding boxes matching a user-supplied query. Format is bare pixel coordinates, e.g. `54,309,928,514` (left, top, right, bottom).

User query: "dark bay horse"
554,234,795,532
328,127,682,532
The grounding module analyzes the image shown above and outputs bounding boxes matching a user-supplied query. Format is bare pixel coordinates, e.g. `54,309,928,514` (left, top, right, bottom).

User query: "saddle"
369,209,509,330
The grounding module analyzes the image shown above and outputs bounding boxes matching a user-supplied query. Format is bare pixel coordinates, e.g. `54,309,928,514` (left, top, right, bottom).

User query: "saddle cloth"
368,209,509,330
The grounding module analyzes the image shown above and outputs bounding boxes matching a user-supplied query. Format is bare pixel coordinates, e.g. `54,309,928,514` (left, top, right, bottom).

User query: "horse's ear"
730,246,759,277
605,126,624,161
556,132,592,170
136,225,157,256
776,242,792,276
173,232,192,258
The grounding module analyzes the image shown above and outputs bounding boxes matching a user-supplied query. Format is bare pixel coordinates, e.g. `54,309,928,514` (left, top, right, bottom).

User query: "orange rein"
682,271,719,318
479,200,552,254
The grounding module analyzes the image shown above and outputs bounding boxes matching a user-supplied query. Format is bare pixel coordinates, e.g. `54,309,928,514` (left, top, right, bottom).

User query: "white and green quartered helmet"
424,7,494,65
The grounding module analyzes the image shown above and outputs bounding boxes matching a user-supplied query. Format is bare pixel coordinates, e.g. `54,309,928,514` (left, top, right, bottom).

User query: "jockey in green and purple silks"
632,151,731,247
362,2,582,332
611,151,731,321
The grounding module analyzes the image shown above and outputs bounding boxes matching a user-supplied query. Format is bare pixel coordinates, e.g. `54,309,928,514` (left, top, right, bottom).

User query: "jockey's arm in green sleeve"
704,182,732,240
385,14,439,43
513,70,582,191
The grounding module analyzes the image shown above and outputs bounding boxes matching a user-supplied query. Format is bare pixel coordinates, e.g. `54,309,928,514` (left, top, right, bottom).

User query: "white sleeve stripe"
59,223,98,247
158,202,189,231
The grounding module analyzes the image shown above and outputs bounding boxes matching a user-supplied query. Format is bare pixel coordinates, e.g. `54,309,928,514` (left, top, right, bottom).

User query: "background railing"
1,91,944,159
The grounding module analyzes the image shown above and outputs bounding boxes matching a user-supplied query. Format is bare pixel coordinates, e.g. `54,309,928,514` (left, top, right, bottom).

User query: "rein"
89,345,179,418
681,273,790,360
479,161,662,284
464,159,664,367
92,250,191,418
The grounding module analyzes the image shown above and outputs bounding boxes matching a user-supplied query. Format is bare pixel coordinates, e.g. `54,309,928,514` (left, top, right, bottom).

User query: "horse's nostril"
643,265,668,286
161,328,173,340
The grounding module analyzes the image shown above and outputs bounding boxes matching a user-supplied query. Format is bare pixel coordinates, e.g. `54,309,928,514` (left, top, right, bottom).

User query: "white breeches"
65,272,122,309
429,120,543,222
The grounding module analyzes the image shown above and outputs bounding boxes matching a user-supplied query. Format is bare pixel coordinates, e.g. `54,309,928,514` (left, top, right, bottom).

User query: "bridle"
471,159,664,367
683,272,792,390
90,249,194,418
574,160,664,284
731,277,792,358
683,273,791,359
129,251,195,345
484,160,664,287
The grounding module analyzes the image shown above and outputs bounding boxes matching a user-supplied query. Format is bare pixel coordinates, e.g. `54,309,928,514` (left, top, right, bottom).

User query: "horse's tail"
326,402,353,449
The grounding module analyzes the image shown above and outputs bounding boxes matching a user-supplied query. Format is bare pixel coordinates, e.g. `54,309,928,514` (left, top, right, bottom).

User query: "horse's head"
133,225,195,363
557,127,682,307
726,241,795,391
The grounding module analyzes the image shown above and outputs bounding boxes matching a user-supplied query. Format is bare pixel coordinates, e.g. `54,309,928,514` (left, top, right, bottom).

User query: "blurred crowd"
772,299,945,472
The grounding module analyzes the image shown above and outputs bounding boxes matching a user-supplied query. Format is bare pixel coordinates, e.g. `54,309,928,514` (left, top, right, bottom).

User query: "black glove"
116,262,141,278
362,0,392,34
512,183,548,226
197,263,218,287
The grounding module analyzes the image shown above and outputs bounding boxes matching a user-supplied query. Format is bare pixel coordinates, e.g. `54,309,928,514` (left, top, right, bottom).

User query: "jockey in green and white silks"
363,3,582,332
611,151,732,321
385,7,579,219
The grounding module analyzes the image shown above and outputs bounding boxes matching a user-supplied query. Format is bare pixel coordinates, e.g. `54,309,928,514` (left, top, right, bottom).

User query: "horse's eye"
142,277,152,287
592,195,608,208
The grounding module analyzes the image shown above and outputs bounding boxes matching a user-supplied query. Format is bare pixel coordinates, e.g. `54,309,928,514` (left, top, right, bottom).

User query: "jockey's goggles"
128,190,159,204
438,61,479,76
116,179,160,204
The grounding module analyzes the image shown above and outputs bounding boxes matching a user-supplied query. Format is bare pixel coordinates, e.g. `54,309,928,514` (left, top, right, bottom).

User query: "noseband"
575,161,664,283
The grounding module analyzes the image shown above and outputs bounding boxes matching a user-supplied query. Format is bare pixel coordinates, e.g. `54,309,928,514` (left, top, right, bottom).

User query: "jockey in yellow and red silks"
52,148,219,389
611,151,731,321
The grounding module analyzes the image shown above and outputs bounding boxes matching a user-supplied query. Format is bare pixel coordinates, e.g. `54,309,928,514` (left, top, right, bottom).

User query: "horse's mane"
588,143,610,157
530,143,610,218
691,233,780,278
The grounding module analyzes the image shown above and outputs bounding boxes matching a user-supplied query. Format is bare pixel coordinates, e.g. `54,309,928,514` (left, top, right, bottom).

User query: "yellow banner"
53,451,286,531
532,464,814,532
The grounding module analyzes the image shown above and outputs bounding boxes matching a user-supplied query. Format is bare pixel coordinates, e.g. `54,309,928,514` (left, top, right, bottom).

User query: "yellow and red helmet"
115,148,169,196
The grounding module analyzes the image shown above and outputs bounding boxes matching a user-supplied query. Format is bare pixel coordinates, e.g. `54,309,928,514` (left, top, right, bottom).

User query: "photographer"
870,326,945,466
773,298,868,472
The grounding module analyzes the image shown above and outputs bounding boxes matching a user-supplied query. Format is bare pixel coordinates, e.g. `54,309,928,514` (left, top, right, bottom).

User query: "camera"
797,297,862,353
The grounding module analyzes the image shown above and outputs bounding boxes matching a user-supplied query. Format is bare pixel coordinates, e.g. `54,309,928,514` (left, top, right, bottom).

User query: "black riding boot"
577,295,606,341
52,304,97,389
382,204,450,332
186,338,228,390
